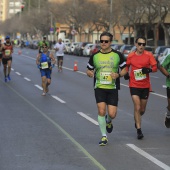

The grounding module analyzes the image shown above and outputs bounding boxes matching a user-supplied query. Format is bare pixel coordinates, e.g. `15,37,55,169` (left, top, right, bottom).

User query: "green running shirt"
87,49,126,89
161,54,170,88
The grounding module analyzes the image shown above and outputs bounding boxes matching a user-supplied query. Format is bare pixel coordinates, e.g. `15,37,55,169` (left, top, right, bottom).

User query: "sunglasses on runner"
100,40,110,43
137,42,146,46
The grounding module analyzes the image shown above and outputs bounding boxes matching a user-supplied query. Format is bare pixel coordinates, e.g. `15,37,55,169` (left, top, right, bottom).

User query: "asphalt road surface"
0,47,170,170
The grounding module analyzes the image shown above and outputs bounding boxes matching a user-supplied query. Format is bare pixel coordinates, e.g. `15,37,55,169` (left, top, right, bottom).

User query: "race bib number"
100,72,112,84
134,69,146,81
5,50,11,56
41,62,48,69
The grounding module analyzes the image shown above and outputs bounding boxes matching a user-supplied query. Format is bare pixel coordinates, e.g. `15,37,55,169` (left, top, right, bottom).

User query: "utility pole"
14,0,16,15
109,0,113,34
28,0,30,14
72,0,76,42
38,0,40,13
50,12,53,42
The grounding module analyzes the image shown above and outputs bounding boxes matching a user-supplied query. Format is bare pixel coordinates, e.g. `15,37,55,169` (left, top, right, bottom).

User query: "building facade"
0,0,23,22
0,0,8,22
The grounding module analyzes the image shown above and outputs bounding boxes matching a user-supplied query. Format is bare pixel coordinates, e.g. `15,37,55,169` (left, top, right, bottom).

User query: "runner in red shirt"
125,37,157,139
2,36,13,82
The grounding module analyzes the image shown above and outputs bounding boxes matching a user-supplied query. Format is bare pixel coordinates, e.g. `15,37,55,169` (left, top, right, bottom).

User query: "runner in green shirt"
86,32,127,146
159,54,170,128
38,36,49,53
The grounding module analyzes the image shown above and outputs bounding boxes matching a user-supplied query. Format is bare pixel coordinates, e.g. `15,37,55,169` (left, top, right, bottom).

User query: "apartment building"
0,0,8,22
0,0,23,22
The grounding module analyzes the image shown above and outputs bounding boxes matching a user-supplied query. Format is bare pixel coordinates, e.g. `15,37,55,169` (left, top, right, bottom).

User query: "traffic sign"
56,23,60,28
71,29,76,35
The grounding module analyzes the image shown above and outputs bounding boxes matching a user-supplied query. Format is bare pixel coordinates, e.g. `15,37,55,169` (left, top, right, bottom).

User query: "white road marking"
15,72,21,75
24,77,31,81
150,92,167,98
127,144,170,170
34,84,43,90
11,68,14,71
19,54,36,60
163,85,167,88
120,83,128,87
77,112,99,125
150,75,159,78
51,95,66,103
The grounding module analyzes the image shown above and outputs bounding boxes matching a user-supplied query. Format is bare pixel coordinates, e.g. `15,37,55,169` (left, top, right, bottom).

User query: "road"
0,47,170,170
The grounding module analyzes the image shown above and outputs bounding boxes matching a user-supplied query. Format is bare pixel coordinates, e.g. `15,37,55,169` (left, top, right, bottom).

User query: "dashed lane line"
15,72,21,75
34,84,43,90
77,112,99,125
24,77,31,81
51,95,66,103
163,85,167,88
127,144,170,170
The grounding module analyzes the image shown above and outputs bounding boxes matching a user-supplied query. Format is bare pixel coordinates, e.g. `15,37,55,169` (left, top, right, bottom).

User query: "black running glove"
124,72,130,80
142,67,152,74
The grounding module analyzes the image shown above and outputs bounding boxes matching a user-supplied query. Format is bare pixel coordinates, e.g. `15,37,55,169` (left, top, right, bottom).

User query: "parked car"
83,43,94,56
73,42,91,56
29,40,38,49
158,48,170,65
112,44,124,51
111,44,117,49
64,42,71,54
130,45,154,53
154,46,170,61
68,42,80,54
119,45,133,60
90,44,101,55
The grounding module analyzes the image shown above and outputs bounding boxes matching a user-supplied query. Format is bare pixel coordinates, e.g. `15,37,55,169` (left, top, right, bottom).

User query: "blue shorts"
40,69,52,79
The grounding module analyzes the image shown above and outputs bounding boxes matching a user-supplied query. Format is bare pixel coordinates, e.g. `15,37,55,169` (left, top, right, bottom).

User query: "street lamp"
38,0,41,13
50,12,53,42
109,0,113,34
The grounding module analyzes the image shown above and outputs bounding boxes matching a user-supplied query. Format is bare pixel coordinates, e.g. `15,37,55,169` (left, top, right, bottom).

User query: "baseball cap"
5,35,10,39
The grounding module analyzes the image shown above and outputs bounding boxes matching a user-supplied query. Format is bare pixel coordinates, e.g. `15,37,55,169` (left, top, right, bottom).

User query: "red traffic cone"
73,61,78,71
149,83,153,92
18,50,22,55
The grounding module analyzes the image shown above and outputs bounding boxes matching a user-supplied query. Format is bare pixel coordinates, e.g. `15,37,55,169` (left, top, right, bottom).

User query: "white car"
83,43,94,56
68,42,80,54
158,48,170,65
64,42,71,54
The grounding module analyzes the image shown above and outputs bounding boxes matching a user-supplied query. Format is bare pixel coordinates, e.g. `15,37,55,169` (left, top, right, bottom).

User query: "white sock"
166,108,170,118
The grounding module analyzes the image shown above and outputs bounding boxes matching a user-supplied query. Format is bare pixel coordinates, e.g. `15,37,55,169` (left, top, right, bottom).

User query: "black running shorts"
130,87,149,99
94,88,118,106
57,56,63,60
2,57,12,65
166,87,170,98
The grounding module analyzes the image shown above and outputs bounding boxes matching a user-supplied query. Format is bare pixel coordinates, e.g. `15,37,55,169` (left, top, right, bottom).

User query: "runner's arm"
86,55,94,78
50,53,56,64
159,65,170,77
36,54,41,65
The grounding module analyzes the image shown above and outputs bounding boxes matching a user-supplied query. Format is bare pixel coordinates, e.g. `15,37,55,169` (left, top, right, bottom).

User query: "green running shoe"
99,136,108,146
105,115,113,133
